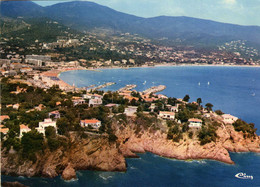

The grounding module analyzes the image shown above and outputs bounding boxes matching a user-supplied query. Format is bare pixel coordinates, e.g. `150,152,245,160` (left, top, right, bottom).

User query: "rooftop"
81,119,101,124
188,118,202,123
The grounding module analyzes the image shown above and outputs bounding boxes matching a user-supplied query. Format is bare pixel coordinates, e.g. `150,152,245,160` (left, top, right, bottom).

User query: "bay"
2,66,260,186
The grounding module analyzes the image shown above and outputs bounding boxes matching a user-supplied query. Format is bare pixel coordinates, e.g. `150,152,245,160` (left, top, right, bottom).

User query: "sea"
2,66,260,186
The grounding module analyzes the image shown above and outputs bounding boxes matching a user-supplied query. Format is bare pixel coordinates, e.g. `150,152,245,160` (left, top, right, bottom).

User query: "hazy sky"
34,0,260,26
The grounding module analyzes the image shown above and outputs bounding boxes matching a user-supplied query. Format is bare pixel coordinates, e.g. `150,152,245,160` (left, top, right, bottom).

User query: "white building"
83,94,103,100
36,118,57,135
19,124,31,138
188,118,202,128
72,98,86,106
170,105,179,113
159,111,175,120
89,98,102,107
222,114,238,124
124,106,138,116
80,119,101,129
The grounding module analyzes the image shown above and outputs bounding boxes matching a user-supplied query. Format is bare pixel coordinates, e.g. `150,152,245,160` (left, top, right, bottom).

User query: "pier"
118,84,137,92
143,85,166,94
93,82,115,90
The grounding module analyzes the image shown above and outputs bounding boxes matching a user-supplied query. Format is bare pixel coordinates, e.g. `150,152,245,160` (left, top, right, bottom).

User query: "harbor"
143,85,166,94
118,84,137,92
93,82,115,90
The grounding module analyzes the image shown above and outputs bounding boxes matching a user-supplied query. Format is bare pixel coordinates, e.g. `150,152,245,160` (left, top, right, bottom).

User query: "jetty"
143,85,166,94
93,82,115,90
118,84,137,92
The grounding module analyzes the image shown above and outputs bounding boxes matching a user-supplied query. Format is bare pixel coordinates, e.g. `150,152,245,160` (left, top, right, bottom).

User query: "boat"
143,80,147,85
198,82,200,86
207,81,210,85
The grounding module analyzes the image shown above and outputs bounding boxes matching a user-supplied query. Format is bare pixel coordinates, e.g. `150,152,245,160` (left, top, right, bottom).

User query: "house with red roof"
0,124,9,135
80,119,101,129
19,124,31,138
0,115,10,124
188,118,203,128
48,110,61,119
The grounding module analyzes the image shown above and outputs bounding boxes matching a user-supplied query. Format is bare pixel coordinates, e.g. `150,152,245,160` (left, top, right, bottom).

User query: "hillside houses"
159,111,175,120
222,114,238,124
188,118,202,129
80,119,101,129
19,124,31,138
36,119,57,136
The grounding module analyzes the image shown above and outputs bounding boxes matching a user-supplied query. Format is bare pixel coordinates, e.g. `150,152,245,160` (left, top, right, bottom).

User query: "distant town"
1,18,260,82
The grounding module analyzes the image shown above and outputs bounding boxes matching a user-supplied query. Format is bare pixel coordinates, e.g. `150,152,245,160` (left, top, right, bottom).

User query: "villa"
48,110,61,119
188,118,202,128
0,125,9,135
19,124,31,138
72,98,86,106
159,111,175,120
222,114,238,124
0,115,10,124
124,106,138,116
36,118,57,135
80,119,101,129
89,98,102,107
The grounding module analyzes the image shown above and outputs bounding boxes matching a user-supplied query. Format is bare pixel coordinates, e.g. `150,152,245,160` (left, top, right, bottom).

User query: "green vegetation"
21,130,44,161
233,119,257,138
198,124,218,145
183,95,190,102
205,103,213,111
215,110,224,115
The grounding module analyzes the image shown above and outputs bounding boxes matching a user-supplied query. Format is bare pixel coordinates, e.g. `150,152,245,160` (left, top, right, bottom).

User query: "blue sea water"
2,66,260,186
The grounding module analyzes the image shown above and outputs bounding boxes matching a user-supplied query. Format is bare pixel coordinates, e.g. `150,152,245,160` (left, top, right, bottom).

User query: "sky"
34,0,260,26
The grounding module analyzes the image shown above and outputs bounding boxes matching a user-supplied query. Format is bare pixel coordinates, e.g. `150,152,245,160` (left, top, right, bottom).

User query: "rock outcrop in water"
1,120,260,180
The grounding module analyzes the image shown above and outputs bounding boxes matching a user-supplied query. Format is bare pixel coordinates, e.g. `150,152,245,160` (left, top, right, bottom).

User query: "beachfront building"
48,110,61,119
159,111,175,120
80,119,101,129
188,118,203,129
19,124,31,138
222,114,238,124
124,106,138,116
36,118,57,136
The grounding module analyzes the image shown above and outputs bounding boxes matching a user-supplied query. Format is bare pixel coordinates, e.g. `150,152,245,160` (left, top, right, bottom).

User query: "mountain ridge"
1,0,260,46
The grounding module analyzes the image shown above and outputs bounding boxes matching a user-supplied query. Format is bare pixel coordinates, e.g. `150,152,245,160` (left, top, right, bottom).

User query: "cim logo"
235,172,253,180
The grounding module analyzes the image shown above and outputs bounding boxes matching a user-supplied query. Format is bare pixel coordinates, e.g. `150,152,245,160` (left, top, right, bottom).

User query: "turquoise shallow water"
2,66,260,186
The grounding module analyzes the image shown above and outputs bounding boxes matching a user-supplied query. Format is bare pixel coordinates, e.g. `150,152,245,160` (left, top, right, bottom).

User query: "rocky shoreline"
1,122,260,181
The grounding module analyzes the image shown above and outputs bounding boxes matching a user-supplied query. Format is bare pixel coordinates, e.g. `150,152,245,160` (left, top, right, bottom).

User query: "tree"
57,117,69,135
215,110,224,115
118,105,125,113
205,103,213,111
197,98,202,106
183,95,190,102
21,130,44,160
45,126,56,139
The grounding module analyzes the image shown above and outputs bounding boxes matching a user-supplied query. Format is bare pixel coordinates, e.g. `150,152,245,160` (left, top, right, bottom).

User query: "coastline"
56,63,260,88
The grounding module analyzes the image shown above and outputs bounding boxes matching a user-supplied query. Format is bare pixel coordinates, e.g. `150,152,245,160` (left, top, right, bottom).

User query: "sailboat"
198,82,200,86
207,81,210,85
143,80,147,85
